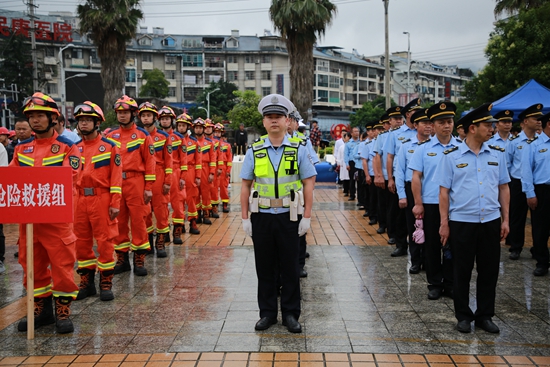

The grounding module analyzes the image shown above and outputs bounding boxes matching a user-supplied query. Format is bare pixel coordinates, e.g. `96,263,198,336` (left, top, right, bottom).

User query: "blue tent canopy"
492,79,550,121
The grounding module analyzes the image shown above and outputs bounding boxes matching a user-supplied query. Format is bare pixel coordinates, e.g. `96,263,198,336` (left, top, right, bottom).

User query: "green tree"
494,0,550,17
465,3,550,106
349,96,394,128
139,68,169,98
227,90,264,134
189,80,238,120
270,0,337,121
77,0,143,110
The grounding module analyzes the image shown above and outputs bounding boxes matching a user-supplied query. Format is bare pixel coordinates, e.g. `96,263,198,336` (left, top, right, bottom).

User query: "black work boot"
189,219,200,235
211,205,220,218
173,224,183,245
76,268,97,300
155,233,168,258
222,203,230,213
146,233,155,256
54,296,74,334
114,251,131,274
196,210,203,224
202,211,212,225
17,295,55,331
99,270,115,301
133,251,148,276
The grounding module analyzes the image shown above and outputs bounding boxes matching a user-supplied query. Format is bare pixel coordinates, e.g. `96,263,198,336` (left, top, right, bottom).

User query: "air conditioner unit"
137,73,143,78
45,72,52,80
65,53,72,59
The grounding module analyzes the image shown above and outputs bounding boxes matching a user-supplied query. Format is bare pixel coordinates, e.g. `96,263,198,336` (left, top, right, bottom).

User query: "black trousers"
357,169,368,209
388,183,407,247
348,161,357,199
235,143,247,155
368,177,378,220
424,204,453,291
377,181,389,229
251,212,301,319
342,180,350,195
405,183,421,267
450,219,501,322
508,178,528,252
531,185,550,269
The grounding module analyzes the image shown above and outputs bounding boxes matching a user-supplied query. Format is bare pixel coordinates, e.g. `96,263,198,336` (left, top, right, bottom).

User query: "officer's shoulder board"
509,134,519,141
378,130,388,135
444,146,459,155
488,144,505,152
174,131,185,139
157,129,170,138
527,136,539,144
56,134,74,147
417,138,431,146
456,138,463,143
390,126,400,132
136,126,150,136
288,136,302,147
252,138,266,151
101,137,116,147
401,138,411,144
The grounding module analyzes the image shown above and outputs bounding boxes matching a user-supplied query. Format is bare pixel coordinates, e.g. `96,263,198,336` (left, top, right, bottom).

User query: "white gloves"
298,217,311,237
242,218,253,237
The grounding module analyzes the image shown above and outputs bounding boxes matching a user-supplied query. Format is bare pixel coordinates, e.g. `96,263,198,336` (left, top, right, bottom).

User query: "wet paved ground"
1,182,550,365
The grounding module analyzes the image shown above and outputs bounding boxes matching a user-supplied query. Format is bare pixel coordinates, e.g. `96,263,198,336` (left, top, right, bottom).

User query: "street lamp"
197,106,207,115
403,31,410,104
58,43,75,118
206,88,220,119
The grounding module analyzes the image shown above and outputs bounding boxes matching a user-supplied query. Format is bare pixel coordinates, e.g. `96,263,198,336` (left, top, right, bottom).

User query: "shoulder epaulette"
488,144,505,152
444,146,459,155
288,136,302,148
101,137,116,147
390,127,400,132
417,138,431,146
252,139,265,151
56,134,74,147
509,135,519,141
157,129,170,138
527,136,539,144
379,130,388,135
401,138,411,144
456,138,462,143
174,131,184,139
136,126,150,136
366,140,373,144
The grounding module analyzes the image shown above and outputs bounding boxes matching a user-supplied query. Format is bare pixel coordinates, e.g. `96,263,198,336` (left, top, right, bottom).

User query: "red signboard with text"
0,167,74,224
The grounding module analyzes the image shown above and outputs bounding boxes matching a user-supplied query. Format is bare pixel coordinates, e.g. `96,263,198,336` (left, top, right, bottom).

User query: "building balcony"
142,61,153,70
165,63,177,71
227,63,239,71
44,57,57,66
244,63,256,71
260,63,272,71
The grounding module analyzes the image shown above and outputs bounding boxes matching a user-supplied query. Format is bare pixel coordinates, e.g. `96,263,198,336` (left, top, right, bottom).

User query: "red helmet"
74,101,105,122
0,127,9,136
8,130,16,138
23,92,60,117
114,95,138,111
204,118,215,128
158,106,176,119
176,113,193,125
138,101,158,117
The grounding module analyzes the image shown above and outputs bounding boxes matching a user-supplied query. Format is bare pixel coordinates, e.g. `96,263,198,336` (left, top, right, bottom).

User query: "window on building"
245,71,255,80
329,76,339,89
317,74,328,87
261,71,271,80
45,48,55,57
182,38,201,48
161,37,176,47
138,37,152,46
261,55,271,63
46,83,58,95
71,48,83,59
227,55,237,64
329,91,340,103
165,70,176,80
244,56,254,64
227,71,238,81
317,90,328,102
262,87,271,96
227,39,238,48
168,87,177,97
125,69,136,83
165,55,177,64
245,87,255,91
346,79,354,87
182,54,203,67
142,54,152,62
91,49,100,64
317,60,329,72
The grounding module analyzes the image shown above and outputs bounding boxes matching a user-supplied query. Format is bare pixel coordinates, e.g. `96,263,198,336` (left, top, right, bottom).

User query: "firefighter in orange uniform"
205,119,222,218
11,92,81,334
216,123,233,213
139,102,172,258
193,118,216,224
158,106,187,244
106,96,155,275
176,114,201,234
73,101,121,302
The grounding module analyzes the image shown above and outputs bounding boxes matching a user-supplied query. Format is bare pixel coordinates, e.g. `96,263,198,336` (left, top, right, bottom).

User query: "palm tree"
494,0,550,17
270,0,337,120
77,0,143,110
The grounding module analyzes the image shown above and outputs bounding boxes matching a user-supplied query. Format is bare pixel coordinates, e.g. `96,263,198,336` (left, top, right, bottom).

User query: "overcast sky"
2,0,498,71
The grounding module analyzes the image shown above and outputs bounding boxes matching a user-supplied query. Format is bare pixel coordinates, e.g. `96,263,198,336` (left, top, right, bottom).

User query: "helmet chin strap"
31,115,56,134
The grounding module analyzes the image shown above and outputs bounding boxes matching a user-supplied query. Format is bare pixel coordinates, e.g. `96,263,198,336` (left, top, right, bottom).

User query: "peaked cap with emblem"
402,98,422,115
538,112,550,127
411,108,430,124
380,113,390,125
455,102,496,132
386,106,404,118
518,103,543,121
258,94,293,116
427,101,457,121
493,109,514,122
365,121,376,130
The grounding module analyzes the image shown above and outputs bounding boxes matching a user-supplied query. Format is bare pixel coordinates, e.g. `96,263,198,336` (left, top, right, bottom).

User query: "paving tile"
47,356,77,364
502,356,534,365
0,357,27,365
324,354,349,362
374,355,401,363
174,354,200,361
274,355,298,362
247,362,272,367
171,362,196,367
100,356,128,363
249,355,274,362
23,357,52,365
475,356,506,364
199,354,224,362
273,362,297,367
196,361,222,367
221,361,247,367
95,363,122,367
399,355,426,363
124,355,151,362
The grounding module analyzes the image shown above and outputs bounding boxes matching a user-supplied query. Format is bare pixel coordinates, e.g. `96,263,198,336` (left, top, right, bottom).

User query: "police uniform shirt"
353,141,364,169
487,133,510,152
507,131,538,179
435,142,510,223
373,131,390,180
384,124,417,172
394,135,419,200
240,135,317,215
358,139,375,176
521,132,550,198
293,131,319,165
408,136,460,204
344,137,360,166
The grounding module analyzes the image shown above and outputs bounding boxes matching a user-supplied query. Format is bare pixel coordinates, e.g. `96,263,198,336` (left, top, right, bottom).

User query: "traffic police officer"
240,94,317,333
436,103,510,334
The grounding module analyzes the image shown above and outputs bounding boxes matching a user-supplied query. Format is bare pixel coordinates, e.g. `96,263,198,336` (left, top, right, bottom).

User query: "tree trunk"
286,32,314,123
98,34,127,111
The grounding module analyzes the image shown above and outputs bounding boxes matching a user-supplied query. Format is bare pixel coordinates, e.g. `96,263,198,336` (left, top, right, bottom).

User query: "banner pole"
26,223,34,340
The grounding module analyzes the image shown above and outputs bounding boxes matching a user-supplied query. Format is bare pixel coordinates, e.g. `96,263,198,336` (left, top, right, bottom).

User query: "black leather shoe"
305,252,310,258
362,212,369,217
282,315,302,333
368,219,377,225
376,227,386,234
457,320,471,333
348,197,355,201
254,317,277,331
533,266,549,276
343,193,349,197
509,251,520,260
409,264,420,274
300,269,308,278
428,288,442,300
391,247,407,257
387,238,396,245
443,289,454,299
475,319,500,333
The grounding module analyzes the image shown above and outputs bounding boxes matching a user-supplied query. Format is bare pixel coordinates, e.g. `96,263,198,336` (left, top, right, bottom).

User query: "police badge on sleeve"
69,156,80,169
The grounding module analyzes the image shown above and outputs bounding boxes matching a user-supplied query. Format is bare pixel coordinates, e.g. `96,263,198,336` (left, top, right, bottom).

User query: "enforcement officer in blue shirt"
372,114,391,234
507,104,542,260
488,110,513,149
409,102,459,295
395,108,433,274
241,94,317,333
361,121,383,225
344,126,361,201
435,103,510,334
521,111,550,276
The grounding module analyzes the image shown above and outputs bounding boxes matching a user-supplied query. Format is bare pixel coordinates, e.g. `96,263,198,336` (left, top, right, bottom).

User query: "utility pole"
383,0,391,109
27,0,39,92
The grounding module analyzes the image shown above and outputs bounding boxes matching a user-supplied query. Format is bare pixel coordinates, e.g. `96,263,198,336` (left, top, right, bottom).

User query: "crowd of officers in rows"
6,92,234,334
337,98,550,333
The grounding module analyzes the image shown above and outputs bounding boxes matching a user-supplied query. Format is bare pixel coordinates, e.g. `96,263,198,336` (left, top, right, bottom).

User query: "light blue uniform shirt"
384,124,417,173
521,133,550,198
373,131,390,180
61,128,81,143
394,135,419,200
359,139,375,176
344,138,360,166
353,141,364,169
409,136,460,204
507,131,537,179
293,131,319,165
435,142,510,223
240,135,317,214
488,133,510,152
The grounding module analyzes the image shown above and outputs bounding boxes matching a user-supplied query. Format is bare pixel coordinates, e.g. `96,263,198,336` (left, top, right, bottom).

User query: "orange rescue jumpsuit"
195,136,216,213
166,129,187,228
183,135,201,220
10,131,81,299
219,140,233,205
107,125,155,253
75,135,122,272
209,137,222,208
